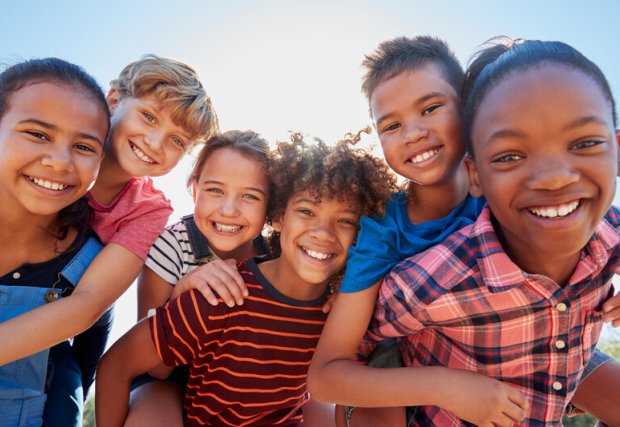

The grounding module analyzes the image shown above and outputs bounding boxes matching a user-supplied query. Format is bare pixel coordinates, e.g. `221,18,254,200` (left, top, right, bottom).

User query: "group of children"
0,32,619,427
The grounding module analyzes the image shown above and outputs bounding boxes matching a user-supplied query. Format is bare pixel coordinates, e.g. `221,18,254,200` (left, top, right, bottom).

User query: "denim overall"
0,237,102,427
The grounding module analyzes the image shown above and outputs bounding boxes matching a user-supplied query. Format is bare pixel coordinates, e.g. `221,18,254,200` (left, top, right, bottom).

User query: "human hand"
437,369,527,427
322,292,338,313
171,259,246,307
603,290,620,327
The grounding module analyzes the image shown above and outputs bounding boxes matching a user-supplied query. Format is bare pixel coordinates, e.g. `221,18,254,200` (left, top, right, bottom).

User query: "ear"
190,181,197,202
616,130,620,177
464,156,484,198
271,216,282,233
106,88,121,113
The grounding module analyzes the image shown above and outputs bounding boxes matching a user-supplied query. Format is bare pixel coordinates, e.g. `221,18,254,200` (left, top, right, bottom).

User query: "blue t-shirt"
340,191,486,293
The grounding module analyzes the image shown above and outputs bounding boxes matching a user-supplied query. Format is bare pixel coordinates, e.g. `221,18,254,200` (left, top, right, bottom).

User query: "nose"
527,155,579,191
219,195,240,217
41,144,74,172
309,218,337,243
144,130,165,153
403,120,429,144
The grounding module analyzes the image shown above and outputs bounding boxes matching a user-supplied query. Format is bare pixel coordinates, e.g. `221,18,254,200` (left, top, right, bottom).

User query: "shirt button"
553,381,563,391
12,272,21,279
555,340,566,349
556,302,567,312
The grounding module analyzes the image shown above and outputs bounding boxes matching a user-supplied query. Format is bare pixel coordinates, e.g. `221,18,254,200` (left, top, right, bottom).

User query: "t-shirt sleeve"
88,178,173,261
144,227,185,285
149,289,210,366
339,213,402,293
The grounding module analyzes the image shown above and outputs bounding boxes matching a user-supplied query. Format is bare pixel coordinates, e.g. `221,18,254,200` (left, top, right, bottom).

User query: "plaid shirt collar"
473,206,620,294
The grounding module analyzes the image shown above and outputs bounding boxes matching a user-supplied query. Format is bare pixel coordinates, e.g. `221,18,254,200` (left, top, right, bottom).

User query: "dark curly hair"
268,128,396,259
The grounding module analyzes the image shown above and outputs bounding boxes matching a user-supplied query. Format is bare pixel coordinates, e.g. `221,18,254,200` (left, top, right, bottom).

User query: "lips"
214,222,242,233
409,147,440,164
130,142,156,164
28,176,69,191
302,246,334,261
528,200,580,218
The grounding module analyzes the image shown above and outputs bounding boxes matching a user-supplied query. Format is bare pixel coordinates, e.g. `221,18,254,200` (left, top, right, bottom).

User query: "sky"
2,0,620,342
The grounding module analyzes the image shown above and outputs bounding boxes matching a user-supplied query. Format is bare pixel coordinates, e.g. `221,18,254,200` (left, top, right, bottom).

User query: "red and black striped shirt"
150,258,329,426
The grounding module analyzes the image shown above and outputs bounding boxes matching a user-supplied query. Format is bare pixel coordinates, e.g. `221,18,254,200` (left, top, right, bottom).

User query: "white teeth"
215,222,241,233
529,201,579,218
30,177,67,191
303,247,332,260
410,148,439,164
131,144,155,164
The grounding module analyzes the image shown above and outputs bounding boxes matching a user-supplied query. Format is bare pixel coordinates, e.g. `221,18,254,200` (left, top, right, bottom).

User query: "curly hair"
268,128,396,252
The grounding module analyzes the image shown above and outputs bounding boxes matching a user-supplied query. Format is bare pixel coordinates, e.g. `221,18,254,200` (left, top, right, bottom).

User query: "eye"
297,208,314,217
171,136,185,149
142,112,156,124
338,218,358,227
75,143,96,153
382,123,400,133
205,187,223,195
26,130,50,141
491,153,523,163
242,193,261,201
571,139,604,150
422,104,440,116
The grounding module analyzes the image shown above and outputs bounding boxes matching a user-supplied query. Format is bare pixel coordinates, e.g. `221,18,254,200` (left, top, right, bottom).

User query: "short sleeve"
149,289,210,366
144,227,186,285
340,198,403,293
88,178,173,261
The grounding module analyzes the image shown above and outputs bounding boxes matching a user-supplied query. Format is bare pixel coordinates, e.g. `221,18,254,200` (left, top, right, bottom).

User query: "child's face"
467,63,619,264
193,147,269,259
273,191,360,290
0,82,106,218
106,89,190,178
370,64,464,186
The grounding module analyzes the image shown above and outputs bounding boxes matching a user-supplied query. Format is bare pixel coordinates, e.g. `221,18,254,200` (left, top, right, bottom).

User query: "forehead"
472,64,614,146
289,190,360,211
370,63,457,118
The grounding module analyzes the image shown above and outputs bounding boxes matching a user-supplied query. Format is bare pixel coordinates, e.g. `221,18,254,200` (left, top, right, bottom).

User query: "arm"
307,282,527,426
96,318,162,427
0,243,142,365
570,358,620,426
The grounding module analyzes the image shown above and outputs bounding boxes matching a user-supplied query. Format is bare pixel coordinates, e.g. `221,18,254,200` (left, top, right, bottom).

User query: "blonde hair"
110,54,219,148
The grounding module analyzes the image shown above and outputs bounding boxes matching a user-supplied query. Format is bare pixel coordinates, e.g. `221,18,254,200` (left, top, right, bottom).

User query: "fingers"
322,292,338,313
178,260,247,307
603,293,620,326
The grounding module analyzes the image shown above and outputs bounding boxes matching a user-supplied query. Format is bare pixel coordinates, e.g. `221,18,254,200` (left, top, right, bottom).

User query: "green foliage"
83,395,95,427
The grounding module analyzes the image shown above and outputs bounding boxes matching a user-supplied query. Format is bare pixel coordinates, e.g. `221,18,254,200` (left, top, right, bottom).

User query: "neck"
211,241,256,263
258,258,328,301
492,217,581,287
89,155,133,205
407,162,470,224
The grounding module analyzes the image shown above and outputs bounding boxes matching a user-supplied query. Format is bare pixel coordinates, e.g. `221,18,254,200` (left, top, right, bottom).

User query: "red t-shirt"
87,177,173,261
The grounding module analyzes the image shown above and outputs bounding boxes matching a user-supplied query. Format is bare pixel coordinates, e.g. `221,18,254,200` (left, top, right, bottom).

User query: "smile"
302,247,334,261
409,148,439,164
130,143,156,164
529,200,580,218
28,176,68,191
214,222,242,233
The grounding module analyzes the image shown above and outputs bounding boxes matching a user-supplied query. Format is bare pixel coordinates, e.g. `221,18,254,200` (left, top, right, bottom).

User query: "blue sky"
2,0,620,340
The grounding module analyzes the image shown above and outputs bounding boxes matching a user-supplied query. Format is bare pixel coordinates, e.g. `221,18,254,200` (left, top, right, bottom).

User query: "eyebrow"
18,119,104,146
201,180,267,196
562,115,610,131
487,115,612,144
374,91,448,125
292,197,360,214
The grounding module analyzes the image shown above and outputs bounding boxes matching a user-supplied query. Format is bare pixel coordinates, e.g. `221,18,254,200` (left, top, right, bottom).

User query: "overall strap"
59,237,103,287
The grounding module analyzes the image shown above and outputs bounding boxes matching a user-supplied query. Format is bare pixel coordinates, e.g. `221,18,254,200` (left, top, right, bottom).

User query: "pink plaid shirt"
359,207,620,426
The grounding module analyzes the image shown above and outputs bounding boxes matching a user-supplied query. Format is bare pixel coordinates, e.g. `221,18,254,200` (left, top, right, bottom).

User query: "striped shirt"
150,258,329,427
145,215,268,285
359,206,620,426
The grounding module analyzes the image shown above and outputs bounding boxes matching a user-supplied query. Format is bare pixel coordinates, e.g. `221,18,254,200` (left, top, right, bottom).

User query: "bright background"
2,0,620,345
